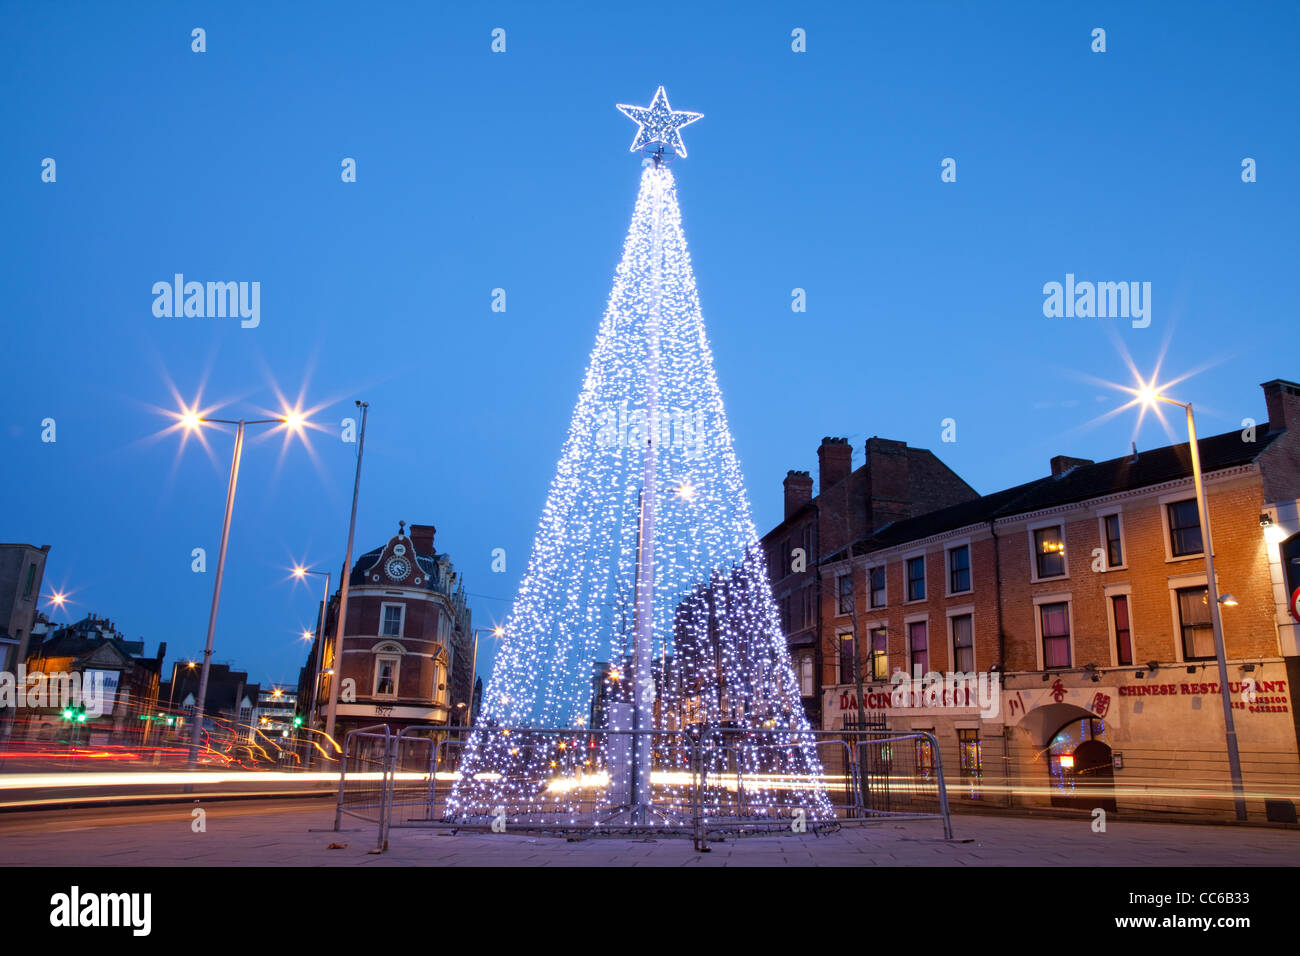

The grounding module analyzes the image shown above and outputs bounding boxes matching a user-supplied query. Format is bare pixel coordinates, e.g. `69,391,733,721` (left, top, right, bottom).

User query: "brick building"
23,613,165,744
0,543,49,675
308,521,473,741
816,378,1300,820
762,437,978,725
158,660,261,749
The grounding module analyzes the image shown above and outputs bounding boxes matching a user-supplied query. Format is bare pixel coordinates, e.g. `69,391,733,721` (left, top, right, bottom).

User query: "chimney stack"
817,437,852,494
863,437,911,527
783,470,813,519
1263,379,1300,432
1050,455,1094,477
409,524,437,556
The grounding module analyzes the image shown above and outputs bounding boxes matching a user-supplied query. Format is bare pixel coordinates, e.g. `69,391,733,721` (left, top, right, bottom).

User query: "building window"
951,614,974,672
837,574,854,615
799,653,814,697
1167,500,1203,557
915,735,934,779
906,557,926,602
1104,513,1124,568
802,587,816,628
1034,526,1066,578
23,563,36,598
1040,602,1071,668
948,545,971,594
869,627,889,681
381,603,404,637
374,657,399,697
1177,586,1215,660
958,729,982,798
839,633,856,685
1112,595,1133,666
908,620,928,674
869,566,886,608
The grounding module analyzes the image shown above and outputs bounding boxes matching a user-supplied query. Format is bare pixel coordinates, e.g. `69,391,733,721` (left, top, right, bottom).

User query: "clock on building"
385,556,411,581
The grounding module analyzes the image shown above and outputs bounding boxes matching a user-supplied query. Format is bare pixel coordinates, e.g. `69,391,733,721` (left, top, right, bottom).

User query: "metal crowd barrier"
333,723,953,852
332,724,395,852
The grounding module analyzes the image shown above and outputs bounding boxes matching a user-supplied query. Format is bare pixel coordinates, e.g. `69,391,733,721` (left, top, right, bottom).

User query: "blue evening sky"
3,1,1297,688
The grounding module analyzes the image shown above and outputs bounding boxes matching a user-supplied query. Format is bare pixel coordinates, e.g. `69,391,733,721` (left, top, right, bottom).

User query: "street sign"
1291,586,1300,624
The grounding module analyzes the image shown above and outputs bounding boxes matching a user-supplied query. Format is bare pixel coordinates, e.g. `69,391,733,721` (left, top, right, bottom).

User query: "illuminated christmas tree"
449,88,831,827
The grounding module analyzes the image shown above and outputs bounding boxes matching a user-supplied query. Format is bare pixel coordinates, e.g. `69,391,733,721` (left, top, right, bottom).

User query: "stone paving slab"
2,803,1299,866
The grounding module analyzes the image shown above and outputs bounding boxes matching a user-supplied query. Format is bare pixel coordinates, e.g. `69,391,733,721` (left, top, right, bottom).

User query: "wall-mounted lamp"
1219,593,1239,607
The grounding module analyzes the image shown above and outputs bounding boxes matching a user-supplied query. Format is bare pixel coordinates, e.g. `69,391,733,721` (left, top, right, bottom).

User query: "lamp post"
179,408,306,770
325,401,369,743
292,566,331,736
466,625,504,725
1137,385,1248,821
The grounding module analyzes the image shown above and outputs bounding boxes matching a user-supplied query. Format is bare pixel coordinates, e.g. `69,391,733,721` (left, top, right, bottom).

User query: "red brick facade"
804,378,1300,819
312,522,473,741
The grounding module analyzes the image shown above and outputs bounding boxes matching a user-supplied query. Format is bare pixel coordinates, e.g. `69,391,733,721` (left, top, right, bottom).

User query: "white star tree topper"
616,86,703,158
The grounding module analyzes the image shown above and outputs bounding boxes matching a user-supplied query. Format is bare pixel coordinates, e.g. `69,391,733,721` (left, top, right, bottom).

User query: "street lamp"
292,565,332,738
324,401,369,743
1136,383,1248,821
465,625,505,725
179,405,308,770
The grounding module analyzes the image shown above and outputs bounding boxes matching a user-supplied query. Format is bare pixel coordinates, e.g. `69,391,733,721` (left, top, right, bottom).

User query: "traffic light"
292,714,304,727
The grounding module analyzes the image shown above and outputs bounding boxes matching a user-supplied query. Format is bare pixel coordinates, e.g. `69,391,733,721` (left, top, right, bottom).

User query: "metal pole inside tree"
617,87,703,823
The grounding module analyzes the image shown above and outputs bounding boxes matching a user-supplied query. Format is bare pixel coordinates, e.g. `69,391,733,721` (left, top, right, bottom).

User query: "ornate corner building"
316,522,473,741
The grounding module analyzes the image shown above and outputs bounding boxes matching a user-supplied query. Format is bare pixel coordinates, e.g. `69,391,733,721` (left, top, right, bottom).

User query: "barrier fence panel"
850,730,954,839
332,725,394,852
338,723,954,851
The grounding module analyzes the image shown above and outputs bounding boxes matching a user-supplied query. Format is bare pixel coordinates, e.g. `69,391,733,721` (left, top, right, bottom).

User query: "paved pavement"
1,799,1297,865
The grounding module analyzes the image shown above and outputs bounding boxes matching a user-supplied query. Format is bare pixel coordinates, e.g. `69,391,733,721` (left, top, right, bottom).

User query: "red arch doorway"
1047,715,1117,814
